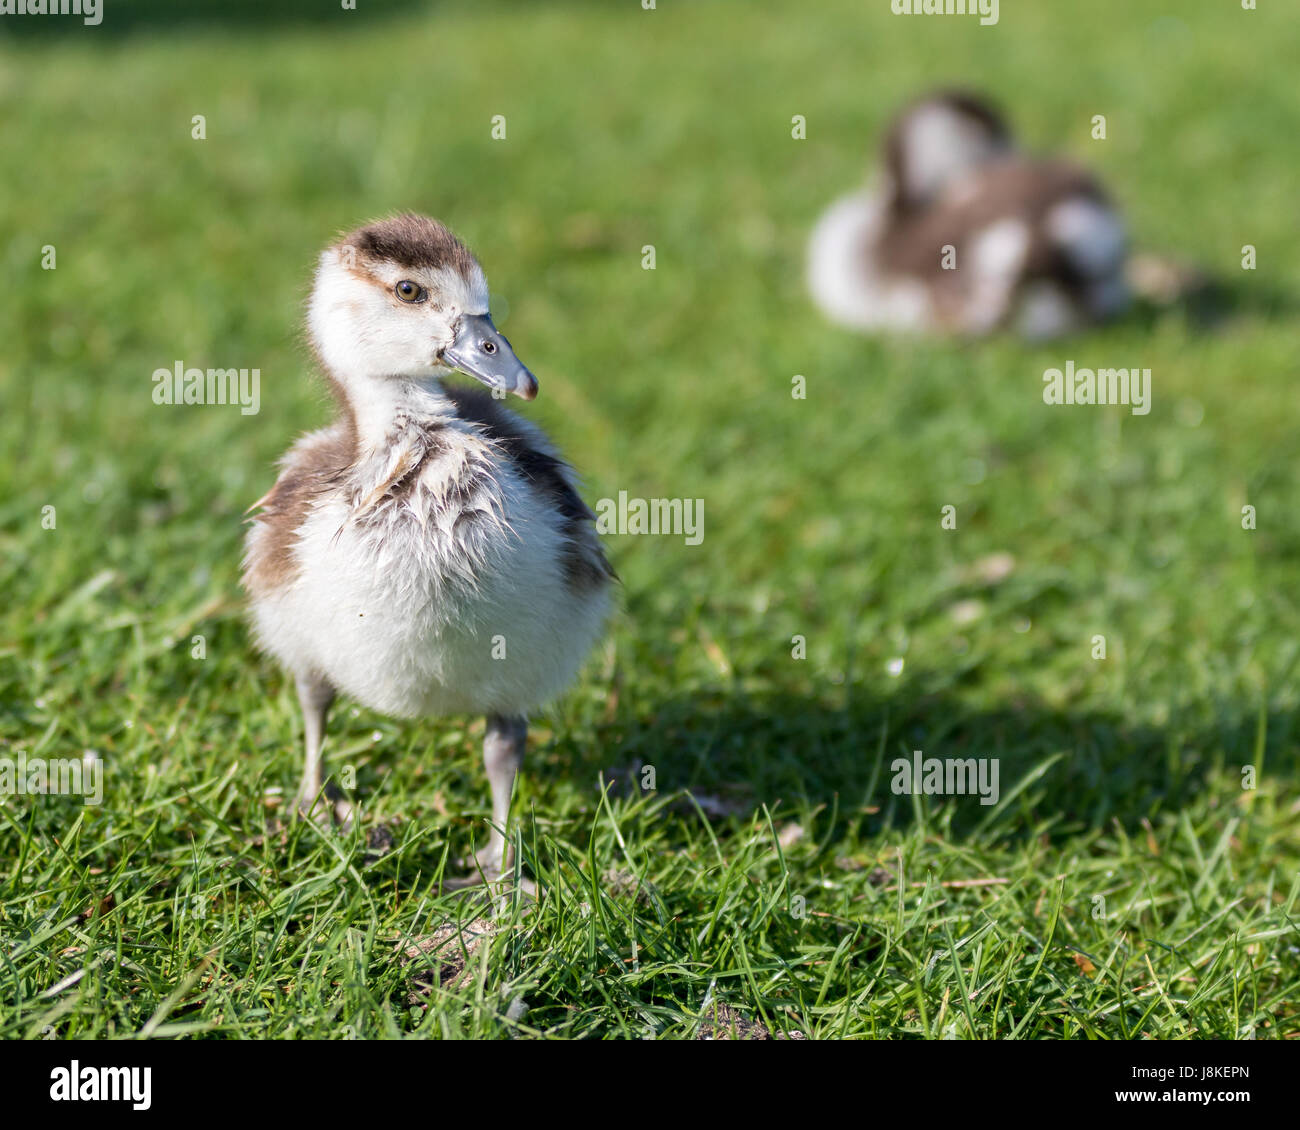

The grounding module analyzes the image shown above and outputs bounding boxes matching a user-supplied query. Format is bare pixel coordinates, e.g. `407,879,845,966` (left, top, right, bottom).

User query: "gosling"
243,214,614,879
808,90,1130,340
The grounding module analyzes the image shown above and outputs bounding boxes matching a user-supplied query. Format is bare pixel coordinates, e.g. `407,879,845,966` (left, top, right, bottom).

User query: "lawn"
1,0,1297,1040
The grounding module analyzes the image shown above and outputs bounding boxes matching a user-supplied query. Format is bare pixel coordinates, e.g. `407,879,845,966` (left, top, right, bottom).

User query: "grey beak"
442,313,538,401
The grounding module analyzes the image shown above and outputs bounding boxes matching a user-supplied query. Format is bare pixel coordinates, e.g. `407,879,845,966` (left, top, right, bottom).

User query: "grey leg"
293,673,335,820
475,714,527,879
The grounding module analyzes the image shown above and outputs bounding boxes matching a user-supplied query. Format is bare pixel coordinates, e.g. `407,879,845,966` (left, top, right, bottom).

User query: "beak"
442,313,538,401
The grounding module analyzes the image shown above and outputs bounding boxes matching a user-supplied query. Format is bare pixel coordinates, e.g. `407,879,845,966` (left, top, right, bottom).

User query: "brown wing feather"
242,425,356,596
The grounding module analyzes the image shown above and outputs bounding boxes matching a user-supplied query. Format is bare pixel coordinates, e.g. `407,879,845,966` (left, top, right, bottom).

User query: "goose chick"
243,214,614,879
808,90,1129,340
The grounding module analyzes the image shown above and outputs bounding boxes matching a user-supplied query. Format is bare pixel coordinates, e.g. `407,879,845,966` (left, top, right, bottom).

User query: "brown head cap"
340,213,479,280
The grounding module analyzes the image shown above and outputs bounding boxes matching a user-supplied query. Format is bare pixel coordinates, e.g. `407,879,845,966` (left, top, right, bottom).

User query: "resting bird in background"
243,214,614,880
807,90,1131,340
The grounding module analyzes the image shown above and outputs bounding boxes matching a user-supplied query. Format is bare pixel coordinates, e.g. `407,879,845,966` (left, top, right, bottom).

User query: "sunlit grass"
0,0,1297,1039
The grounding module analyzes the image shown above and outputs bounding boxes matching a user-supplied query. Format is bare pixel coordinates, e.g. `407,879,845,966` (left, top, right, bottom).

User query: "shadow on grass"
1124,274,1298,334
571,685,1297,843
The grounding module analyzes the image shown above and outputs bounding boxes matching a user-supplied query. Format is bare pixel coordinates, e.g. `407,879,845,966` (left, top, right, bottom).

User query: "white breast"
249,430,610,719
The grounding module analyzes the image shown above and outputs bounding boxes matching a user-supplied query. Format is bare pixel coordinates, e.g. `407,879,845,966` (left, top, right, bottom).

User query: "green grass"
1,0,1298,1039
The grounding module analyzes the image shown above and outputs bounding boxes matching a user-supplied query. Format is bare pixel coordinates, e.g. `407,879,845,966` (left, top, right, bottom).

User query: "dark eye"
395,280,426,303
482,340,496,354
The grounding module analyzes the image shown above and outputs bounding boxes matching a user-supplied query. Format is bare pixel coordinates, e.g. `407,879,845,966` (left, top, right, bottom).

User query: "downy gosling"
807,90,1130,340
243,214,614,880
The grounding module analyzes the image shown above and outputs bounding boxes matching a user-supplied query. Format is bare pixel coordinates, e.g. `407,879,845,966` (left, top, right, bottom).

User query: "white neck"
341,374,458,457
